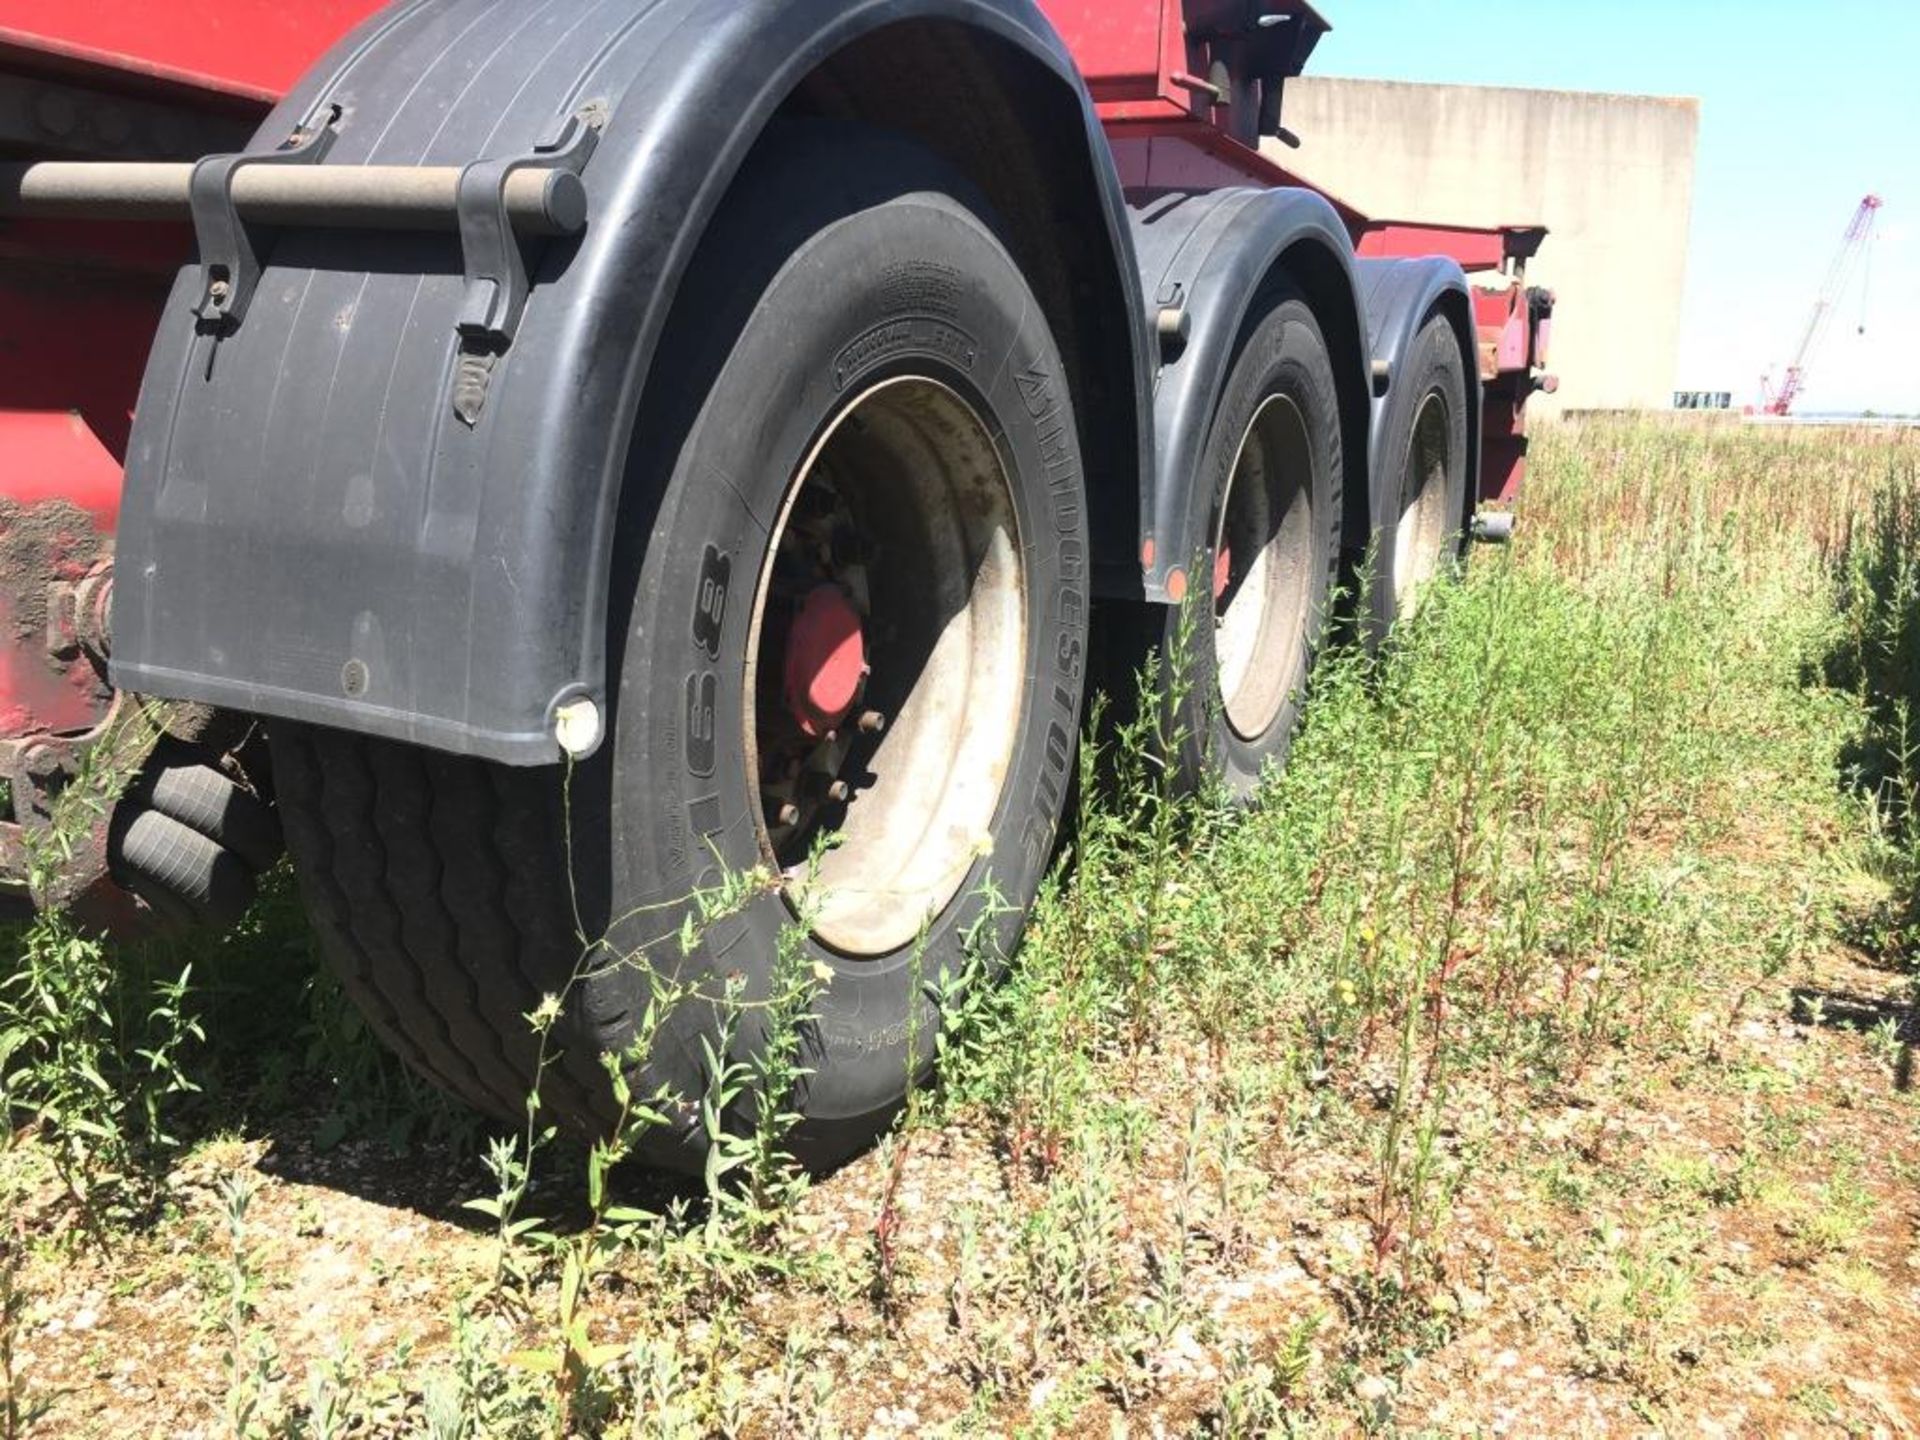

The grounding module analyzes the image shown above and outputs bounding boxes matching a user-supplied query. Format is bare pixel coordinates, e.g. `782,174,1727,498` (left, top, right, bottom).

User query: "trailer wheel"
1371,313,1469,637
270,124,1088,1169
1164,288,1342,799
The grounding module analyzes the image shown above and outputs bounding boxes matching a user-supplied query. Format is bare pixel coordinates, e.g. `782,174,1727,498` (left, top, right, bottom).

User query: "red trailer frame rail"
0,0,382,104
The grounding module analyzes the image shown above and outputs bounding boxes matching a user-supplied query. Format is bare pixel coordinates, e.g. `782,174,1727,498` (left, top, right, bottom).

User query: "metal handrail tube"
0,161,586,235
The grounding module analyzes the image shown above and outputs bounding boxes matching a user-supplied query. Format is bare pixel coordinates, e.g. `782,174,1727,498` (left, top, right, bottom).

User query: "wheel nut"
857,710,886,735
826,780,851,803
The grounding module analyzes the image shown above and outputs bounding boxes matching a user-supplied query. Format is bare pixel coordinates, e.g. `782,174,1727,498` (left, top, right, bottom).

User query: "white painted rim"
743,376,1027,958
1393,390,1453,620
1214,392,1316,742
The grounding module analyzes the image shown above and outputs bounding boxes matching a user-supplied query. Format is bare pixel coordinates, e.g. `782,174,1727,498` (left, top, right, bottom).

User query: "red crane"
1762,194,1883,416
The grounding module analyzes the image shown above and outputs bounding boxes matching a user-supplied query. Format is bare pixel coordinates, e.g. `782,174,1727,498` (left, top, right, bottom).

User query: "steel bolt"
776,803,800,827
826,780,851,803
857,710,886,735
95,104,133,149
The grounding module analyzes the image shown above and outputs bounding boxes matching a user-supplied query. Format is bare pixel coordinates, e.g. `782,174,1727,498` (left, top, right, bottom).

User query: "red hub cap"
784,584,866,739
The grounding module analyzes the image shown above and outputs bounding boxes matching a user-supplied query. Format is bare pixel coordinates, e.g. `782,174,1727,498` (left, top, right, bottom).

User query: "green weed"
0,913,201,1224
1826,460,1920,961
1,1213,39,1440
216,1172,275,1439
1571,1217,1703,1396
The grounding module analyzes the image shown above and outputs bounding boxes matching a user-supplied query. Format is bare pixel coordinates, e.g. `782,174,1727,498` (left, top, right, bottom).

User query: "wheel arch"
1124,186,1371,602
110,0,1152,767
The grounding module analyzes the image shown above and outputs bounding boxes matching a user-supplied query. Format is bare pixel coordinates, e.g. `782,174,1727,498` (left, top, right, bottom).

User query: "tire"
271,123,1089,1171
108,745,283,930
1367,312,1469,642
1161,287,1343,800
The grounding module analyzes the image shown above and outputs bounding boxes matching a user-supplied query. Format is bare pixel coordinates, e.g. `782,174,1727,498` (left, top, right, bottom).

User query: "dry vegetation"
3,413,1918,1438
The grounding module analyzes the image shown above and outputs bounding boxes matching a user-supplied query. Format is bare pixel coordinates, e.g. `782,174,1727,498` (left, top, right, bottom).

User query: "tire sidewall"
1174,296,1342,798
607,186,1086,1160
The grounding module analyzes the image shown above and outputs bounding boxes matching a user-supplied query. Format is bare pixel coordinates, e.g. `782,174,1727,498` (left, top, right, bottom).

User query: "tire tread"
271,725,615,1128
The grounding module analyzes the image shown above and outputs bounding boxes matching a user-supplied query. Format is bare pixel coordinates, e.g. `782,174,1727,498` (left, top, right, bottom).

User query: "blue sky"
1312,1,1919,414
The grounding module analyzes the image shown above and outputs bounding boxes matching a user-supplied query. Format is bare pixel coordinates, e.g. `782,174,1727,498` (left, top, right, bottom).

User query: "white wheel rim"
1213,393,1316,742
743,376,1027,957
1393,391,1453,619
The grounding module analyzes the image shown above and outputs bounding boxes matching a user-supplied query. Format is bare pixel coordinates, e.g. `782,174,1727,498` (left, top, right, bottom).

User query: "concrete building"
1273,77,1700,414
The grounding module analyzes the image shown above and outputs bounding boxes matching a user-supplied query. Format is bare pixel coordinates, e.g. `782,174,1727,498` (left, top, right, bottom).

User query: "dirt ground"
8,927,1914,1439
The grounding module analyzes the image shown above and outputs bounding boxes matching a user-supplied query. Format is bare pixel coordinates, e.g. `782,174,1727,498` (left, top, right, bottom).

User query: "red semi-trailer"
0,0,1551,1167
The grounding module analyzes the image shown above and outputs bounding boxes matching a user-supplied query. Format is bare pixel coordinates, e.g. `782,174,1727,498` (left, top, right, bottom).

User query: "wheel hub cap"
784,585,866,739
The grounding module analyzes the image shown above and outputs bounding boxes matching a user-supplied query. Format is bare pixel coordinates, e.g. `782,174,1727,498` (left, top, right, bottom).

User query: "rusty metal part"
0,685,267,932
0,691,154,923
0,497,114,738
0,525,191,930
47,563,112,659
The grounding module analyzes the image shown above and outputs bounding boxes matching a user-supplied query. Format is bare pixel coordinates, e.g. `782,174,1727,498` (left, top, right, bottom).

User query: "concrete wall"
1272,77,1700,413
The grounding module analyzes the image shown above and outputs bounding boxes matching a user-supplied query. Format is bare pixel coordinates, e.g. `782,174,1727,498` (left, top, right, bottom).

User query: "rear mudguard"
110,0,1151,765
1126,185,1371,599
1353,255,1479,535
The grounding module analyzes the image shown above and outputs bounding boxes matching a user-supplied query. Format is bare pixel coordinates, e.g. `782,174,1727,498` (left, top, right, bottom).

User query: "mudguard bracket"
456,105,604,342
188,105,339,330
451,103,604,424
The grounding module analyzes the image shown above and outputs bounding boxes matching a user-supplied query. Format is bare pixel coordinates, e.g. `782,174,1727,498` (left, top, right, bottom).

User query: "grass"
1827,450,1920,962
3,413,1919,1436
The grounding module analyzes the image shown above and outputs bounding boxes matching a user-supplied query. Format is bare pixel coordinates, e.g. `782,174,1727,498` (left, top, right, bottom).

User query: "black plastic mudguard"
1352,255,1478,521
111,0,1145,765
1125,185,1369,598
